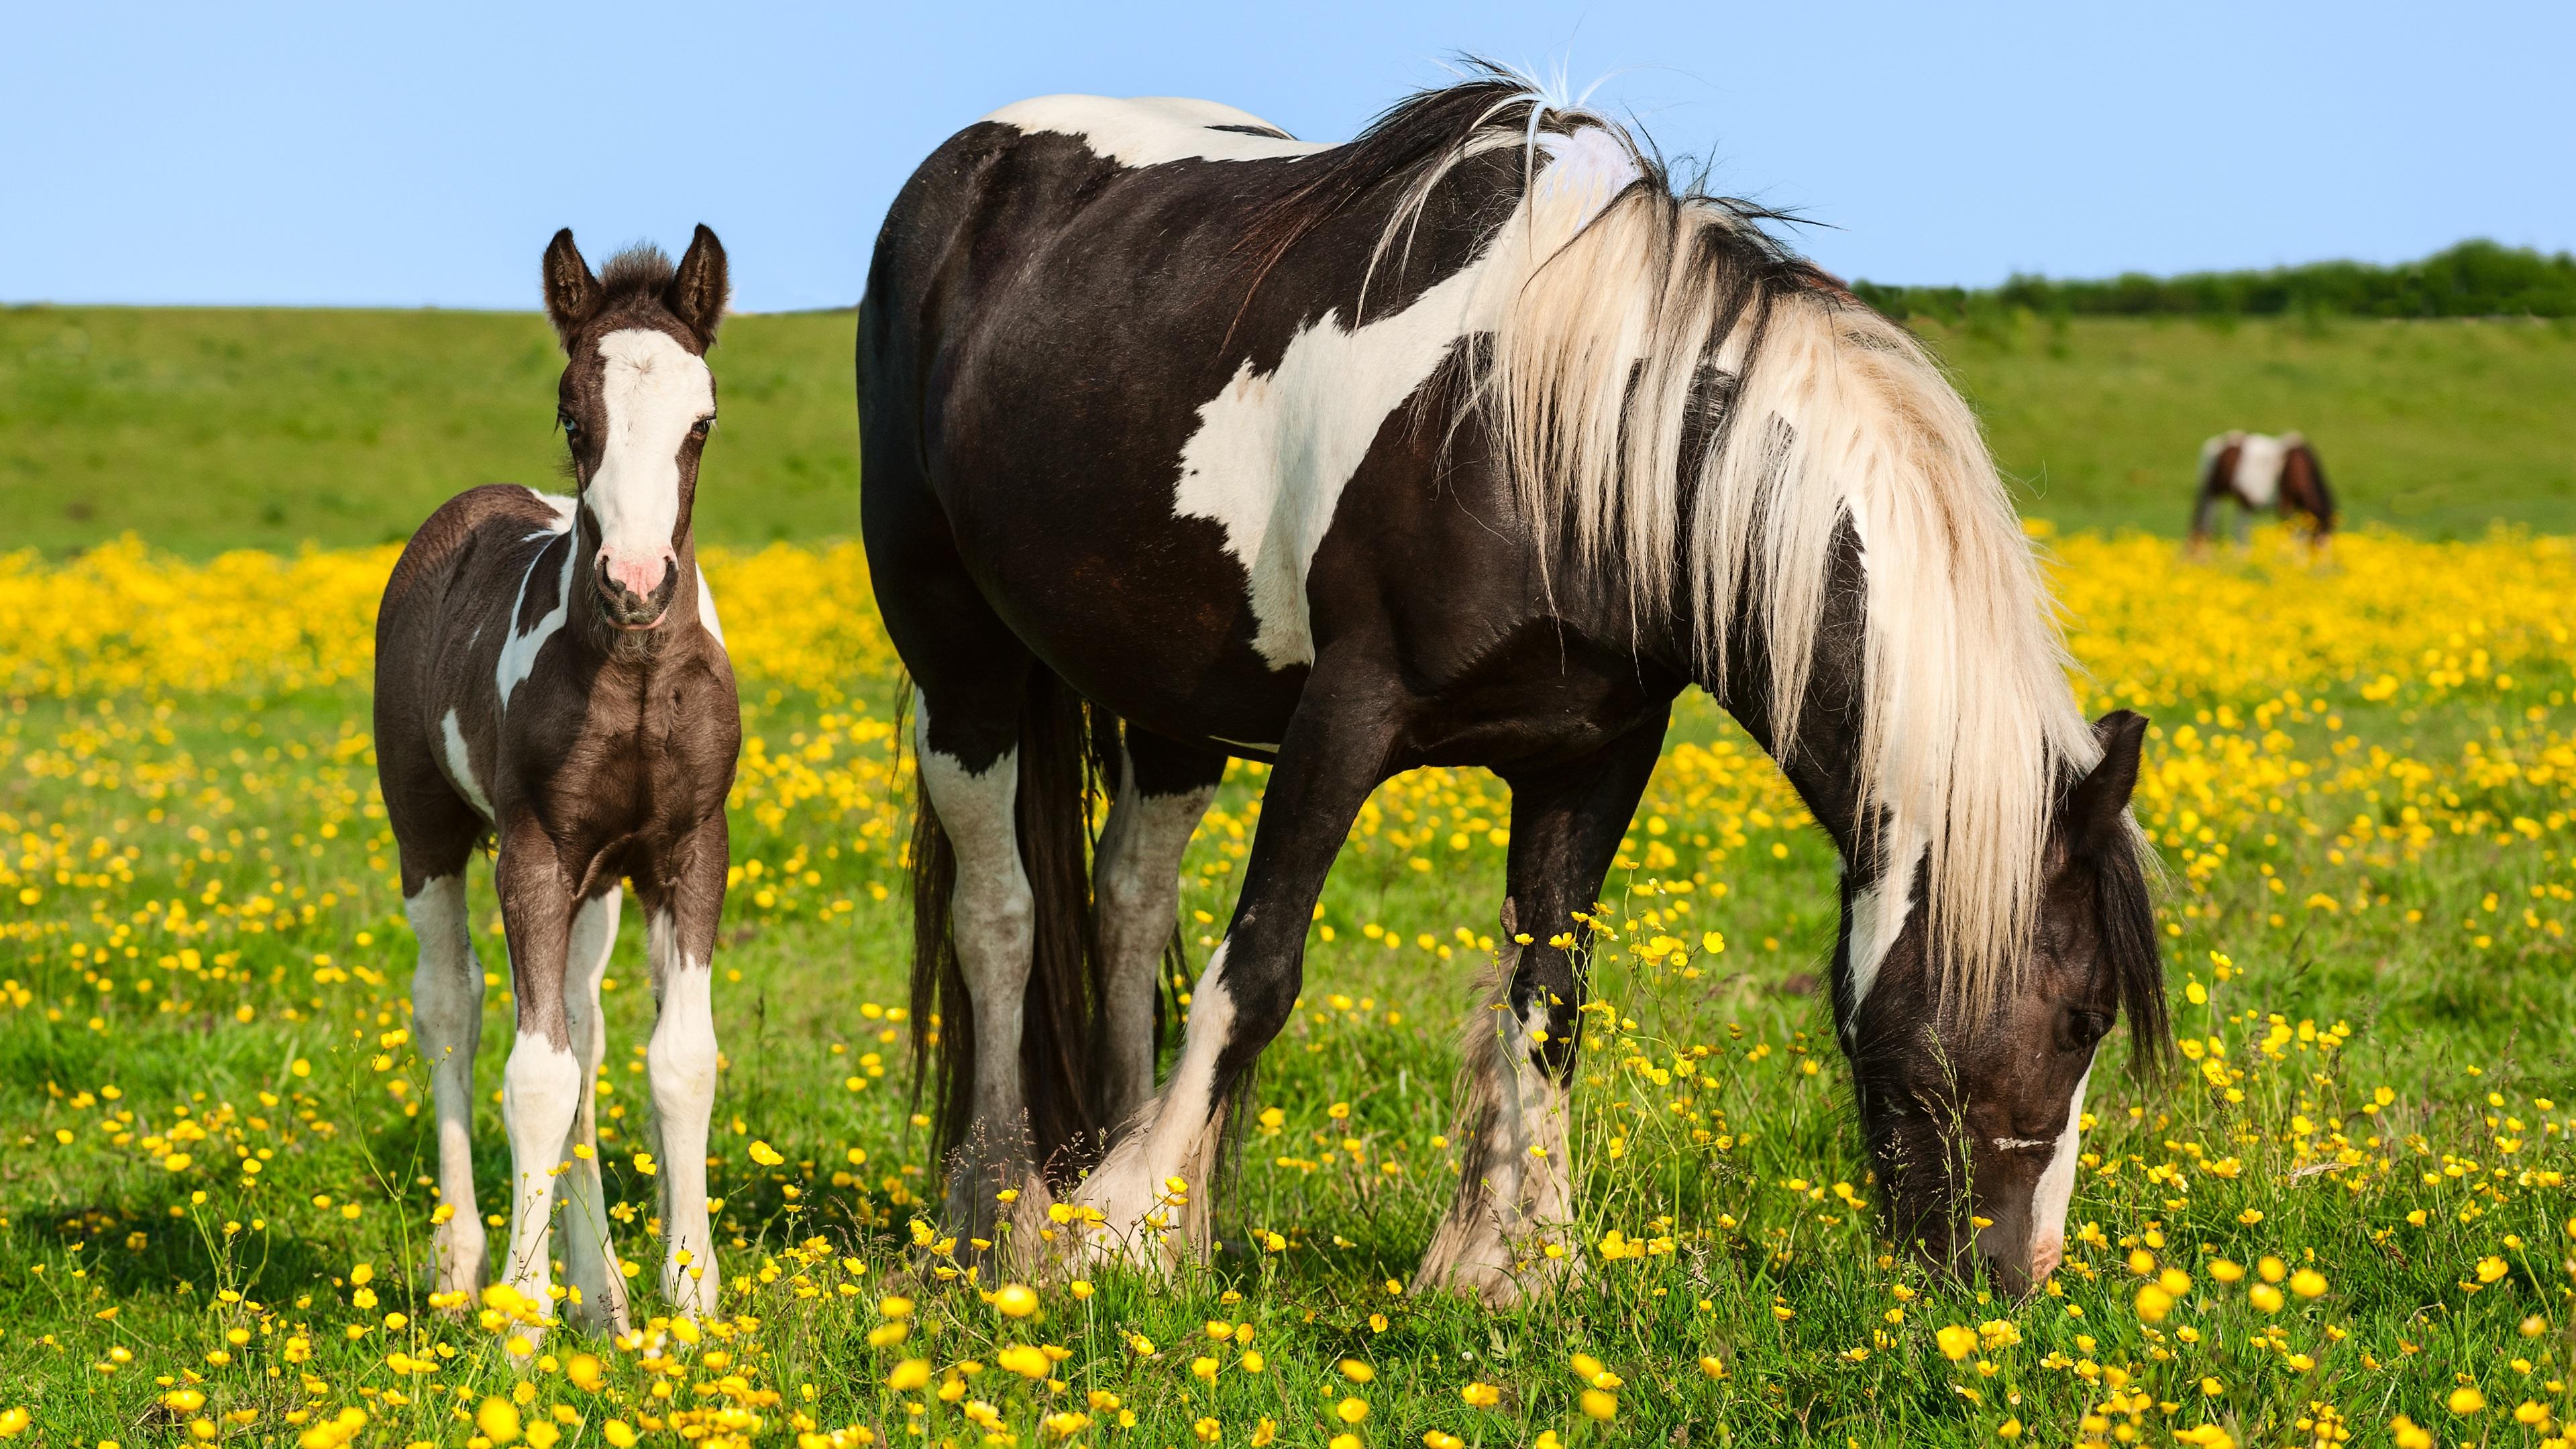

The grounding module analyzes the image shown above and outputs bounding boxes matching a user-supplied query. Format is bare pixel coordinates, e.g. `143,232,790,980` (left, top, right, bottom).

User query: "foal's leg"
1091,729,1224,1129
555,885,630,1334
1415,711,1666,1305
643,826,729,1322
1067,677,1396,1269
405,869,488,1299
493,828,582,1343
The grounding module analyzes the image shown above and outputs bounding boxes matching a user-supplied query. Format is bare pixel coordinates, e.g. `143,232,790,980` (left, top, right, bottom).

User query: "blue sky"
9,1,2571,311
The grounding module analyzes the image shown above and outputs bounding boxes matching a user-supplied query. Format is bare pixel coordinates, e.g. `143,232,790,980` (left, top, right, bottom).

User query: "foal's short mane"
1252,66,2108,1011
598,244,678,301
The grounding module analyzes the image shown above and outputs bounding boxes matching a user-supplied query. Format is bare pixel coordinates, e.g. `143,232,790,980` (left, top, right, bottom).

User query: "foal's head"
541,225,729,631
1842,710,2166,1297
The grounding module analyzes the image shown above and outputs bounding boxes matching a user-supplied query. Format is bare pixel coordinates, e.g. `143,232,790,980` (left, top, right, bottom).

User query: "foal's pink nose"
600,548,674,600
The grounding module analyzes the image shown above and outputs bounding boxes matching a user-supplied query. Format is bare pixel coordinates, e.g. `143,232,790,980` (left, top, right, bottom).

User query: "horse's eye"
690,416,714,437
559,410,581,437
2062,1008,2115,1052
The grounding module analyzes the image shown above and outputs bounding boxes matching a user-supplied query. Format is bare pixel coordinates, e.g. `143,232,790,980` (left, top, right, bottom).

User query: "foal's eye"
559,410,581,437
690,416,714,437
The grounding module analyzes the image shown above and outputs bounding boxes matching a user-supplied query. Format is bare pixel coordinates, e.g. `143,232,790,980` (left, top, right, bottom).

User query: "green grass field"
6,306,2574,554
1,305,2574,1449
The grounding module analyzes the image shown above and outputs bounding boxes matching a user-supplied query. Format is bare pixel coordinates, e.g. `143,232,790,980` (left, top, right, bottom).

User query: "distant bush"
1854,239,2576,321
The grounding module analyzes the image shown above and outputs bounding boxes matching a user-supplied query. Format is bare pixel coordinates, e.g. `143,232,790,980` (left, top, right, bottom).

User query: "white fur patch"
439,709,495,820
1173,252,1501,667
590,329,713,600
2025,1067,2091,1271
496,528,575,708
646,909,722,1318
406,874,487,1293
1842,826,1925,1031
527,487,578,529
2231,432,2288,508
695,568,726,645
1069,944,1237,1264
1093,757,1217,1124
983,95,1324,168
498,1028,584,1318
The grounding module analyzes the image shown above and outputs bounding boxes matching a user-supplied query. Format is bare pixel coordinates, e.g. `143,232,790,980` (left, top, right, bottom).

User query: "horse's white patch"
2025,1067,2091,1279
646,909,722,1318
498,1027,584,1328
2231,432,2288,508
1173,251,1501,667
555,890,629,1330
1415,995,1578,1303
694,568,726,646
983,95,1324,168
1530,125,1641,230
1841,826,1926,1032
439,709,495,820
1992,1136,2050,1150
406,874,487,1295
590,328,712,602
496,532,575,708
1070,943,1237,1265
526,488,578,529
915,712,1037,1142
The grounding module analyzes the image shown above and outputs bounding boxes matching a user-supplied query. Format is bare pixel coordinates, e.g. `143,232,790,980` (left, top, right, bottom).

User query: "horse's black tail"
906,669,1108,1188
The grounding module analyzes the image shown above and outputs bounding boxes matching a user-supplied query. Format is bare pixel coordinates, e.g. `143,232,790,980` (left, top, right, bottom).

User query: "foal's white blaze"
1071,943,1237,1265
406,873,486,1294
646,908,722,1319
590,328,713,603
983,95,1324,168
2026,1067,2092,1279
439,709,494,820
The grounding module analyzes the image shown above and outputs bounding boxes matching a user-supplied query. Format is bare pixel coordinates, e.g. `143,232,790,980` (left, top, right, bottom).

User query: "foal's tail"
905,669,1109,1185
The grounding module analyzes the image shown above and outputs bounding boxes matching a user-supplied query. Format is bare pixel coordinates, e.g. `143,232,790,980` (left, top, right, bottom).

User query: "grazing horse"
2190,430,2336,552
378,227,739,1336
859,74,2167,1301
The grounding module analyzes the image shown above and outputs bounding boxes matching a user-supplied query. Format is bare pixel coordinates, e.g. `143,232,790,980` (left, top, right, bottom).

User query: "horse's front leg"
555,884,629,1334
1061,677,1397,1271
1415,710,1668,1305
646,819,729,1323
493,825,582,1348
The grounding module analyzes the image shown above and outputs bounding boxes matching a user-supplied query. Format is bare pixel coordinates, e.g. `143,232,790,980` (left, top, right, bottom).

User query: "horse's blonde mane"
1371,72,2098,1008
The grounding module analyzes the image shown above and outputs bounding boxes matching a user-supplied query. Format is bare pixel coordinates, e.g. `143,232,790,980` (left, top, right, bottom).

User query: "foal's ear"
2066,710,2149,849
665,224,730,350
541,229,602,349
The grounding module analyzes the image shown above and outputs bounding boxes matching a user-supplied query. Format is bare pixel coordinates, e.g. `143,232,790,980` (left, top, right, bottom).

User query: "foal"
2190,430,2336,554
377,227,739,1337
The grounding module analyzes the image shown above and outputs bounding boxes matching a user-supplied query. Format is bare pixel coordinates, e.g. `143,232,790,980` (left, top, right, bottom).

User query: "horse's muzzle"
596,551,679,631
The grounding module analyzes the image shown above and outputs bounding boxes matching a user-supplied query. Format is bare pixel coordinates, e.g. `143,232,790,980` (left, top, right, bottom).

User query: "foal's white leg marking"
916,709,1038,1186
498,1025,582,1341
2025,1068,2092,1281
555,889,629,1332
982,95,1326,167
589,329,715,602
647,908,722,1319
1067,944,1236,1267
1841,826,1927,1036
406,874,488,1297
1092,752,1216,1127
1415,996,1576,1304
438,710,495,822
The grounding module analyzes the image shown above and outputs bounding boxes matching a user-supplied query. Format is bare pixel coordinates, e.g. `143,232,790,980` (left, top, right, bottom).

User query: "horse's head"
541,225,729,631
1839,709,2165,1297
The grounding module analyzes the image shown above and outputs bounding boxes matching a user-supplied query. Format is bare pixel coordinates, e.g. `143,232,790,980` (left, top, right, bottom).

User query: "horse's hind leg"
555,885,629,1334
1415,709,1666,1305
1093,727,1224,1130
387,747,490,1301
914,677,1043,1236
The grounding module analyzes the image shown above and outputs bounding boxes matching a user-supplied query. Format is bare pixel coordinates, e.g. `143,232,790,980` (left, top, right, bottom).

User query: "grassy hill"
5,303,2572,555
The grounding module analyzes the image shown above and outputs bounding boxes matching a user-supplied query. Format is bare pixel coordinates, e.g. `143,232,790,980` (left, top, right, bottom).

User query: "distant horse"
860,72,2165,1302
378,227,739,1338
2190,430,2336,551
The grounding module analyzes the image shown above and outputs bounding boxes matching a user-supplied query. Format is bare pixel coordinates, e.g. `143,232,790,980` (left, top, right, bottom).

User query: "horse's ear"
665,224,730,350
2067,710,2148,850
542,229,601,349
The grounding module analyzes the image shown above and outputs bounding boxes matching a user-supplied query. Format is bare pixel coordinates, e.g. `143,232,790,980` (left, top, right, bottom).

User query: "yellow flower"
602,1424,637,1449
2248,1283,2284,1313
567,1353,605,1392
1461,1382,1502,1407
1339,1359,1375,1383
2449,1385,2486,1415
1580,1389,1617,1421
1937,1325,1978,1361
992,1283,1039,1318
997,1346,1051,1380
476,1399,522,1446
2208,1258,2245,1283
2132,1283,2174,1324
1336,1397,1369,1426
2288,1268,2326,1298
2389,1415,2432,1449
748,1140,785,1165
2476,1256,2509,1283
885,1360,931,1392
1193,1418,1220,1444
1995,1419,2021,1440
